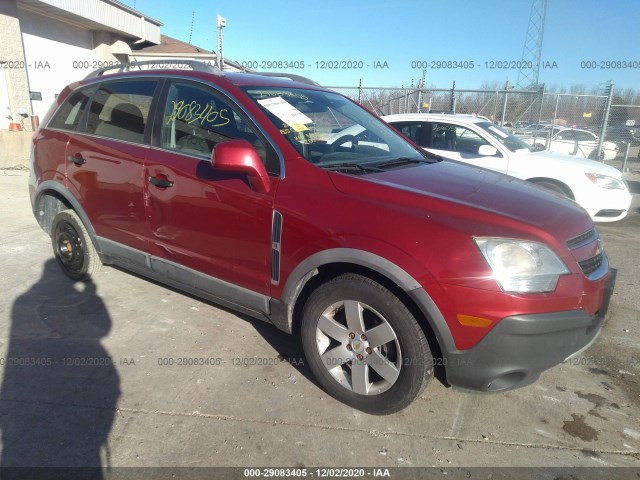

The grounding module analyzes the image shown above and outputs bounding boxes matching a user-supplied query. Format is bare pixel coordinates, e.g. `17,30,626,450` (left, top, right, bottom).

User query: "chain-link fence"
328,84,640,161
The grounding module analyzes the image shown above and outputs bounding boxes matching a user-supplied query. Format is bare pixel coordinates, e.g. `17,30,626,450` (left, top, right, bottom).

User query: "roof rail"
252,72,320,86
84,60,223,79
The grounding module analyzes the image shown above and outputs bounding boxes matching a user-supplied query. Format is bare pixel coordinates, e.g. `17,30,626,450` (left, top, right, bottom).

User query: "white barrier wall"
19,8,95,121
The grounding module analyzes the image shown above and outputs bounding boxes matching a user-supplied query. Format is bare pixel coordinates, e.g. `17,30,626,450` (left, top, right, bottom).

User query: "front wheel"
531,181,568,197
300,274,433,414
588,150,605,161
51,209,101,281
532,143,546,152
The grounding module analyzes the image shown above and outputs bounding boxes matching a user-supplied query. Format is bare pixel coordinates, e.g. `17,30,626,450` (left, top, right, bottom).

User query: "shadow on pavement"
110,264,320,389
0,259,120,478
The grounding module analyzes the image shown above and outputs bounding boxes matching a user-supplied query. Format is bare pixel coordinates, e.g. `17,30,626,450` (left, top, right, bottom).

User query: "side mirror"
212,139,271,194
477,145,498,156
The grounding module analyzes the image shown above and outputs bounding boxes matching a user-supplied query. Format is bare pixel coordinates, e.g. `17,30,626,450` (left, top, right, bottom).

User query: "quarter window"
48,88,93,131
86,80,158,144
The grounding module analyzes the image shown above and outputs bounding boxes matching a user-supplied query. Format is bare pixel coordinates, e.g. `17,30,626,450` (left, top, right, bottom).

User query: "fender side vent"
271,210,283,284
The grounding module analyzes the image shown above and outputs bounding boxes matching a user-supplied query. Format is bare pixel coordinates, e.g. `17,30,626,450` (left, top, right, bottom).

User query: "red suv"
29,62,611,414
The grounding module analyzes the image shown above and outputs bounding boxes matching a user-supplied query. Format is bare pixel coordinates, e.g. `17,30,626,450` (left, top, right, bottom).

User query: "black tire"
51,209,101,281
588,150,604,161
300,274,432,415
532,143,546,152
532,181,567,197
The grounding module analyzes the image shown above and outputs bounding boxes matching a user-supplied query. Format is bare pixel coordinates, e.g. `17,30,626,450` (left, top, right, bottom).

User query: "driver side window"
428,123,490,154
161,81,279,175
430,123,458,151
454,126,490,154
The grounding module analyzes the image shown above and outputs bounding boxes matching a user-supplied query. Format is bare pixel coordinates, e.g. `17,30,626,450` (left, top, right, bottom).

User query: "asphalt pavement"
0,167,638,479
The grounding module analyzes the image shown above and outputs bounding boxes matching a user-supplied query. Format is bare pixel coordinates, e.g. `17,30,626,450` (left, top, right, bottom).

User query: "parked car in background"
511,121,552,135
521,128,619,161
518,125,567,143
28,64,616,414
383,113,631,222
606,124,640,148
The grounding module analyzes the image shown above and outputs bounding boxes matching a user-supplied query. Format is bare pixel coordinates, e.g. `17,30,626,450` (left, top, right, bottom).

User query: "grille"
578,252,604,277
566,228,596,249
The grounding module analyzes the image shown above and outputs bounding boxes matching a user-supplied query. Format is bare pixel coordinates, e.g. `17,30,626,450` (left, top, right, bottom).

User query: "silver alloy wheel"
315,300,402,395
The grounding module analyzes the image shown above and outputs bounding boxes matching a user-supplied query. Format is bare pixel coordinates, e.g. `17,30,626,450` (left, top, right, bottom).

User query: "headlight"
585,173,625,190
474,238,569,293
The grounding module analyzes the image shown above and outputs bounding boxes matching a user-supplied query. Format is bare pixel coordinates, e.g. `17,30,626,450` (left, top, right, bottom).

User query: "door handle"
68,155,86,165
148,175,174,188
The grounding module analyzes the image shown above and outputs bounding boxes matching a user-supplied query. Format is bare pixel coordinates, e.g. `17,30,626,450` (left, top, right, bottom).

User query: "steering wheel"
329,134,358,152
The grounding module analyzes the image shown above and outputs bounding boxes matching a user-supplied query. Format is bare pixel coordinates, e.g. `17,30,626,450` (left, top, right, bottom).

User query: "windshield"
242,87,432,169
478,121,532,152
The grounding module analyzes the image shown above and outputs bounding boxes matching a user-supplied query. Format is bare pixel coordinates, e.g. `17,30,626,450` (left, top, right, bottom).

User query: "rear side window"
557,130,574,141
574,130,595,141
87,80,158,144
48,88,92,131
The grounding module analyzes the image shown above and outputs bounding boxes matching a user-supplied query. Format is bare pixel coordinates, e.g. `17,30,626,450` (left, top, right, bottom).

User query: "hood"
523,150,624,178
329,160,593,238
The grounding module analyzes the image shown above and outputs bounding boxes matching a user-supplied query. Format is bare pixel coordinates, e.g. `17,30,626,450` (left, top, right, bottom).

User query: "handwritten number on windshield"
166,100,231,127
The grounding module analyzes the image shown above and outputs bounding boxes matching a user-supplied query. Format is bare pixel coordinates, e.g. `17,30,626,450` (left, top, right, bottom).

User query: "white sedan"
381,113,632,222
519,127,618,161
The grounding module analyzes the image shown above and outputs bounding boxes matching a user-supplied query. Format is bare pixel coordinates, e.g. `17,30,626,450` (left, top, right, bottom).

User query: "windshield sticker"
488,125,509,138
258,96,313,132
251,90,309,101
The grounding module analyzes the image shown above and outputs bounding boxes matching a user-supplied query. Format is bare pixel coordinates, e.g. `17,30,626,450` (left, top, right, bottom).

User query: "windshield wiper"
318,162,384,173
372,157,432,169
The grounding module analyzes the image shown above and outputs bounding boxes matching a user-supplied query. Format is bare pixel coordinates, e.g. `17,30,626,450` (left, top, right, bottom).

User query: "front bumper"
578,186,632,223
443,272,615,392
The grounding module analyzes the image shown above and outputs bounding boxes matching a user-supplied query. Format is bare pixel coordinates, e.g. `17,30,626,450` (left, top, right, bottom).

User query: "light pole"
217,14,227,70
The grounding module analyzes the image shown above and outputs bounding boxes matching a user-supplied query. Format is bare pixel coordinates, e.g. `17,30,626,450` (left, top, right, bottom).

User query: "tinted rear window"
86,80,158,144
48,88,93,132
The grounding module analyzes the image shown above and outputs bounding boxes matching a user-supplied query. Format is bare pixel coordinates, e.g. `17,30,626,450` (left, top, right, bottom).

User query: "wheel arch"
271,249,455,358
526,177,575,199
33,181,101,252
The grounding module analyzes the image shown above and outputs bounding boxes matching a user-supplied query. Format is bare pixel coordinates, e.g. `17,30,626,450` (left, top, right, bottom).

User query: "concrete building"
0,0,236,167
0,0,162,130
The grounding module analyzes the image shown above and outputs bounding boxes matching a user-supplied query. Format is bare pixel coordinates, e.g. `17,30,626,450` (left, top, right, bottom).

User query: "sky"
121,0,640,92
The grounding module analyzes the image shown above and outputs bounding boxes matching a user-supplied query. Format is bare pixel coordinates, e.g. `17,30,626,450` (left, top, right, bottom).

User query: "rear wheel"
300,274,432,415
51,209,101,281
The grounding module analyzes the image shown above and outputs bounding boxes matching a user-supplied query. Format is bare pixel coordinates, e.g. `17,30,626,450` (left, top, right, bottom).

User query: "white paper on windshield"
488,125,509,138
257,96,312,132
